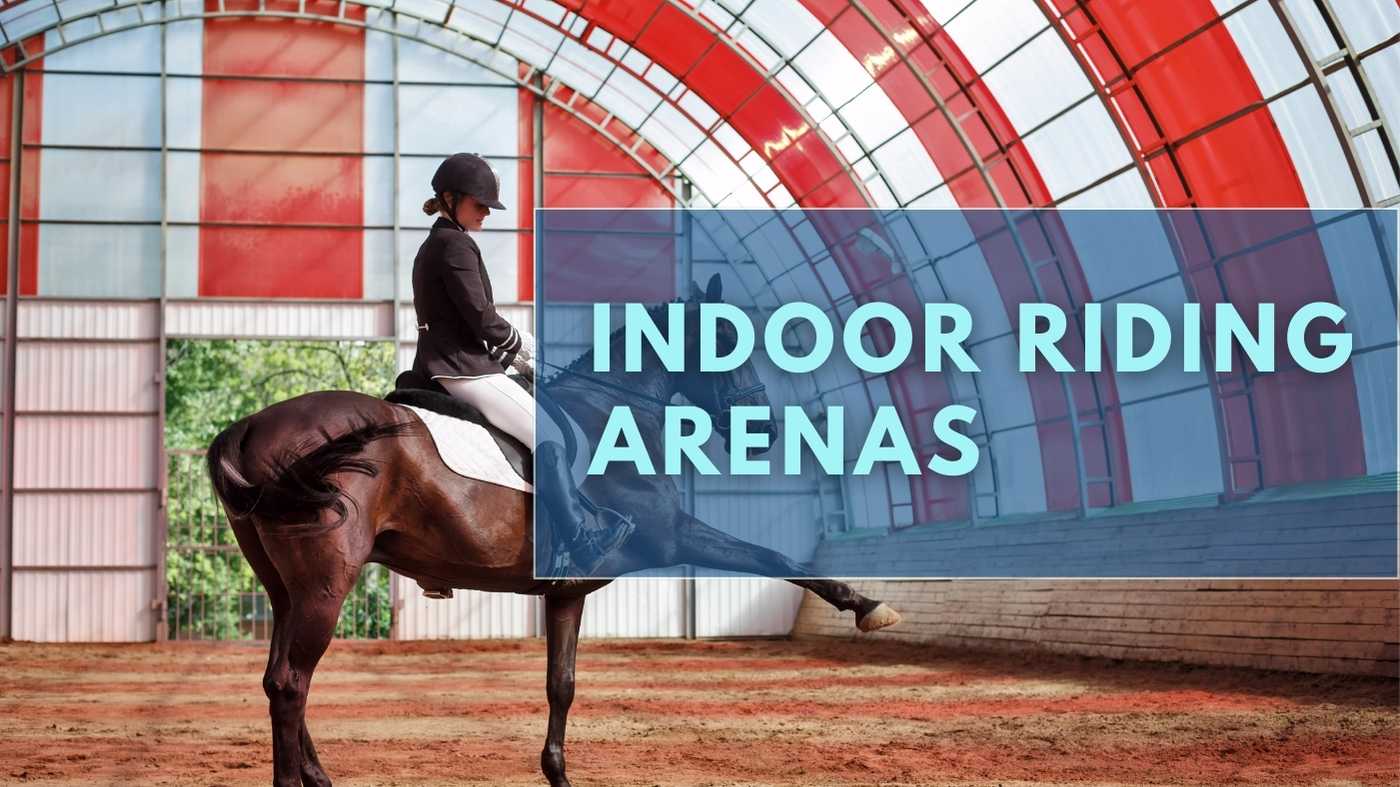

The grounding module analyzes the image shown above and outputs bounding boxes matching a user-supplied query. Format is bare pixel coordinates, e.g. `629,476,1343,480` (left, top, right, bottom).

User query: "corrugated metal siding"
10,301,161,642
13,570,154,642
18,300,158,340
16,342,159,412
165,300,393,339
13,492,156,566
580,579,685,638
690,486,815,637
393,575,536,639
14,414,159,489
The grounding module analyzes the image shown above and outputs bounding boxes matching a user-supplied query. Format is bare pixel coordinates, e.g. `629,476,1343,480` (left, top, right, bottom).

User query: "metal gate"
162,337,399,641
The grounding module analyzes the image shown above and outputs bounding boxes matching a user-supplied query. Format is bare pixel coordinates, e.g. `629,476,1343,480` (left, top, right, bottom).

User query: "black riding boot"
537,441,635,576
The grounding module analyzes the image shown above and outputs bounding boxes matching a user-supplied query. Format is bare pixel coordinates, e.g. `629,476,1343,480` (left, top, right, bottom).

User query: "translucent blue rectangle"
532,208,1398,580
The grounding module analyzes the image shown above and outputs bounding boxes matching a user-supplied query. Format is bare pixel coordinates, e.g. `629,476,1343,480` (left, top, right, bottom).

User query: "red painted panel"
687,44,764,116
202,153,361,224
637,3,713,76
1172,108,1306,208
581,0,663,42
199,13,364,298
0,50,41,296
201,79,364,153
204,0,366,78
200,227,363,299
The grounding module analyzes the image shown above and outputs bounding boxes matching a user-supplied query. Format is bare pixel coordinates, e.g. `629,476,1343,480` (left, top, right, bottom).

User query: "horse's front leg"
674,512,901,632
541,593,587,787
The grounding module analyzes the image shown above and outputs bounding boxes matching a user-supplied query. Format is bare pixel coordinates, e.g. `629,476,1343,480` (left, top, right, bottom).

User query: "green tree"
164,340,397,639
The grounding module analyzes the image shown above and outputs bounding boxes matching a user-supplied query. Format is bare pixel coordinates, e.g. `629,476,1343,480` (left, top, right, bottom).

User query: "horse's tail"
206,414,412,534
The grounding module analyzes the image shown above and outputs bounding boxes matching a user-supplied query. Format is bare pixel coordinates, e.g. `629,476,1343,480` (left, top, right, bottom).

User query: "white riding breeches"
434,374,565,450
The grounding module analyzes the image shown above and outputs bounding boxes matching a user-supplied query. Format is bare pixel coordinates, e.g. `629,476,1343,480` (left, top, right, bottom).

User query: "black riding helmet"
432,152,506,210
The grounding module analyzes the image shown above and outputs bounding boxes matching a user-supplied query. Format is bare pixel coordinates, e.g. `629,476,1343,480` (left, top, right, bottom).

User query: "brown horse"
206,276,902,787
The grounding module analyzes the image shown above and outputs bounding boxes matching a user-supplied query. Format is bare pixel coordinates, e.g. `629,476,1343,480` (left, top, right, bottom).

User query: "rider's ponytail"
422,196,442,216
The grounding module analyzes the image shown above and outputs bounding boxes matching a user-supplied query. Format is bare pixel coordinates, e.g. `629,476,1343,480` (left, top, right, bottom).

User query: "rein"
539,359,765,424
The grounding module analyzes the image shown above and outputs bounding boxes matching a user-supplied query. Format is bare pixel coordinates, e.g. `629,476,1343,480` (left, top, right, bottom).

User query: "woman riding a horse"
412,152,634,575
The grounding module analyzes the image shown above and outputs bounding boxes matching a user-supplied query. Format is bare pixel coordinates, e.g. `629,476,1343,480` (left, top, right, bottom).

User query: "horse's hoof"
857,602,901,632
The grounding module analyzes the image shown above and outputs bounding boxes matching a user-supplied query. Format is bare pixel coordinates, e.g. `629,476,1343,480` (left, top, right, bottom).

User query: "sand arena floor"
0,637,1396,786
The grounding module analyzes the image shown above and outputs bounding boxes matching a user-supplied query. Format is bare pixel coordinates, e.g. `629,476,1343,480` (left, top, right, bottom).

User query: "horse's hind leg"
540,593,586,787
675,512,900,632
231,515,338,786
244,518,364,787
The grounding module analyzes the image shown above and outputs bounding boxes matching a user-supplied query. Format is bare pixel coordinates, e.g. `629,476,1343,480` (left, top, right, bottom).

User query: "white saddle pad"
396,403,591,493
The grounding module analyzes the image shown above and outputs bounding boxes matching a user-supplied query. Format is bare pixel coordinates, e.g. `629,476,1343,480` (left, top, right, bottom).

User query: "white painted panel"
397,35,514,85
841,84,908,149
987,423,1047,515
14,414,159,490
579,578,685,638
1121,389,1224,501
16,341,159,412
394,576,537,639
936,244,1012,342
15,568,156,642
943,0,1048,73
398,84,519,157
364,154,395,231
45,24,162,72
1362,48,1400,144
872,128,943,203
13,492,157,566
164,300,394,339
165,77,203,150
694,578,802,637
1062,210,1177,297
745,0,823,56
596,69,664,131
792,30,872,108
1315,211,1396,350
364,82,395,155
982,28,1093,135
842,468,894,531
42,74,161,147
1056,167,1155,208
968,333,1034,430
18,300,158,340
1023,98,1133,199
165,225,199,298
363,229,396,301
38,224,163,298
365,27,393,84
165,17,204,75
1351,349,1397,475
1329,0,1400,53
65,569,155,641
1220,1,1307,98
166,149,202,227
11,572,66,642
1268,87,1362,209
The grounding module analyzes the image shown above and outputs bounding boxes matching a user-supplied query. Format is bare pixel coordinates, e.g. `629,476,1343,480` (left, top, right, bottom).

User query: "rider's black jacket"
410,216,521,379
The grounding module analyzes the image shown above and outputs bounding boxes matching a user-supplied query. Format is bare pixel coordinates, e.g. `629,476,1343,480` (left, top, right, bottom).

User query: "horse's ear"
705,273,722,302
688,280,705,302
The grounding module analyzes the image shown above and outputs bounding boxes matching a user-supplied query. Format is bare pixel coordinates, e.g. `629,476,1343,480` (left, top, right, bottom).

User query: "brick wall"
793,495,1398,676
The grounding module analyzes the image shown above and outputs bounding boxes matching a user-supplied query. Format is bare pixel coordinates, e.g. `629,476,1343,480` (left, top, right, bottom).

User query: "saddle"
384,370,585,598
385,370,533,483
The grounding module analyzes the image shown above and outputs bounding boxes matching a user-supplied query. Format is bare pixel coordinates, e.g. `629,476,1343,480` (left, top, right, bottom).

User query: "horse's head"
678,274,776,455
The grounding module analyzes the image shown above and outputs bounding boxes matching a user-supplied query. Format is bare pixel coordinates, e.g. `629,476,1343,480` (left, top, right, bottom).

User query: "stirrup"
417,580,454,600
